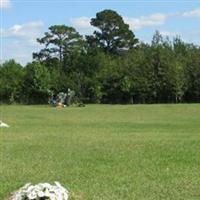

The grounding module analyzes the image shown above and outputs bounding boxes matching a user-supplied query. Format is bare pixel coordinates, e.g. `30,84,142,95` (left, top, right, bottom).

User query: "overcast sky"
1,0,200,65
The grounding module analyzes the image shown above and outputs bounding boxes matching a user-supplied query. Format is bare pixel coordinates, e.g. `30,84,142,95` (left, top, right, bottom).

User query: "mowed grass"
0,104,200,200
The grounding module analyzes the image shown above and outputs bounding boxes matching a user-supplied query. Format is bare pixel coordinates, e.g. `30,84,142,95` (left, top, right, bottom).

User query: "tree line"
1,9,200,104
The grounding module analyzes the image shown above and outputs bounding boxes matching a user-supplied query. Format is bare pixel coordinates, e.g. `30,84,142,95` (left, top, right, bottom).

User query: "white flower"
10,182,69,200
27,191,37,199
37,191,45,198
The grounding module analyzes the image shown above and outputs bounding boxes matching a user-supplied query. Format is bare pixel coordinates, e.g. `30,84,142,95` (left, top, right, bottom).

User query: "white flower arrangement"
10,182,69,200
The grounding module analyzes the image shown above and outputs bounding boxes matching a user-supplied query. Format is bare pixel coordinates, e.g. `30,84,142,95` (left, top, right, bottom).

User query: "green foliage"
89,9,138,54
0,60,24,103
184,45,200,102
1,10,200,104
34,25,83,66
22,62,51,104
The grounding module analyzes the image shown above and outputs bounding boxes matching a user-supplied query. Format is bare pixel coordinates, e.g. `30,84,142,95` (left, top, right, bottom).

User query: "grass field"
0,104,200,200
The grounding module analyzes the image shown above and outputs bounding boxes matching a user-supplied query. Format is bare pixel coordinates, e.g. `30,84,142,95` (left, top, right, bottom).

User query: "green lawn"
0,104,200,200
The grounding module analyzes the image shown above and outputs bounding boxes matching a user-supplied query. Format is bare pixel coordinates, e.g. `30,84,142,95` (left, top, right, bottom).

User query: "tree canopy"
33,25,83,65
88,9,138,54
1,9,200,104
